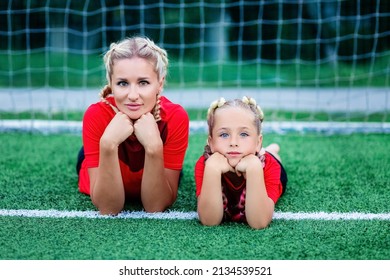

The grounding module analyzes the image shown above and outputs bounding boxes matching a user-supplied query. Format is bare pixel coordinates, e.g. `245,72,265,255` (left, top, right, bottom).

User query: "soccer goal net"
0,0,389,133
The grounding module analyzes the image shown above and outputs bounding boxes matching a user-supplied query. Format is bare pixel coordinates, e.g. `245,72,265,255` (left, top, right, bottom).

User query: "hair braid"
99,85,112,99
153,92,162,122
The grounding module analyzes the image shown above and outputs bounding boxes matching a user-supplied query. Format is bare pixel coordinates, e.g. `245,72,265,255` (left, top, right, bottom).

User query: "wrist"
243,156,263,171
144,139,163,155
100,137,119,152
246,163,263,174
205,161,227,175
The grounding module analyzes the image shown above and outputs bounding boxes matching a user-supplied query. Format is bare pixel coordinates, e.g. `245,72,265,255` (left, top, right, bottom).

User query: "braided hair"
204,96,265,159
206,96,264,135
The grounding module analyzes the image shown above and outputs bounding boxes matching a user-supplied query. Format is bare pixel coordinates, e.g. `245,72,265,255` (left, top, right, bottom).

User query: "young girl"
77,36,189,215
195,96,287,229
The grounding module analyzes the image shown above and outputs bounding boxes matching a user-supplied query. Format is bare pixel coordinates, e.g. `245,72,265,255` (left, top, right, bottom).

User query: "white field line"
1,120,390,134
1,209,390,221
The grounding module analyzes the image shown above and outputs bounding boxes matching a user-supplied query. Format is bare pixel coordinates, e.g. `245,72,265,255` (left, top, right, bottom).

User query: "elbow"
144,204,167,213
197,198,223,226
143,194,176,213
92,197,124,216
199,216,222,227
98,206,122,216
247,217,272,230
198,211,223,226
246,199,275,229
247,220,270,230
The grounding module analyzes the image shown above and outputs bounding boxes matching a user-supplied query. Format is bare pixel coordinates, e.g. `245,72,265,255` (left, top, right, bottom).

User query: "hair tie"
207,97,226,117
242,96,264,122
242,96,257,106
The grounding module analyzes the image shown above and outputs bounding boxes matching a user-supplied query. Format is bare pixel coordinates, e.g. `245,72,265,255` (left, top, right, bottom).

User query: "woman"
77,36,189,215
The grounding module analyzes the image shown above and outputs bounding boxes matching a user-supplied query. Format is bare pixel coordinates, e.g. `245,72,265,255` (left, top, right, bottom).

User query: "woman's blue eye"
117,81,127,86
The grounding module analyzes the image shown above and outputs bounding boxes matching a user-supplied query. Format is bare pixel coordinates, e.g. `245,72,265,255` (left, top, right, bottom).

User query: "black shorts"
76,146,84,176
268,152,288,195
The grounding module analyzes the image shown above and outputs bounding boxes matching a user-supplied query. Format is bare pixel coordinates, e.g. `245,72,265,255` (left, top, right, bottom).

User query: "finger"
120,112,133,125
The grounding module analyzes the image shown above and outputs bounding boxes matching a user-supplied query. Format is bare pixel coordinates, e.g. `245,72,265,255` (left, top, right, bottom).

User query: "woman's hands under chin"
102,112,134,147
133,112,163,151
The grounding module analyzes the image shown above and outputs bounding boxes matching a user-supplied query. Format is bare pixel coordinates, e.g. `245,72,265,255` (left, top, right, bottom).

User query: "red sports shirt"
194,152,287,222
78,96,189,200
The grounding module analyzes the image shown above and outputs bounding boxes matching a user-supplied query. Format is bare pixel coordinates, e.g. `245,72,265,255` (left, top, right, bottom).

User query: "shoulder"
83,98,115,131
194,155,206,196
195,155,206,169
159,96,189,137
194,155,207,177
85,97,115,115
160,96,189,122
84,97,115,118
264,152,278,164
263,152,282,173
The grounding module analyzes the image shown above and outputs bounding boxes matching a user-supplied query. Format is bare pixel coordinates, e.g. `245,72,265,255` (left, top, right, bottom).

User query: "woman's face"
111,57,164,120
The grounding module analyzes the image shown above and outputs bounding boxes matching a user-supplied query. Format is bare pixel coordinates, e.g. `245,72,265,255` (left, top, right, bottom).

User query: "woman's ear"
158,76,165,93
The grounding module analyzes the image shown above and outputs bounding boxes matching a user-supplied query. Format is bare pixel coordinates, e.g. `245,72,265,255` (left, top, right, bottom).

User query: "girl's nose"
230,136,238,147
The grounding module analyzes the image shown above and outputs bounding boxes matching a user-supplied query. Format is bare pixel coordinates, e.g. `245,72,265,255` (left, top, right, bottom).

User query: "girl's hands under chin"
234,154,261,178
207,152,235,174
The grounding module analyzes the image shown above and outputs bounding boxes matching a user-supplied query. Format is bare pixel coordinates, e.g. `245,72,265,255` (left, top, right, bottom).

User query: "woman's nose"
127,86,139,101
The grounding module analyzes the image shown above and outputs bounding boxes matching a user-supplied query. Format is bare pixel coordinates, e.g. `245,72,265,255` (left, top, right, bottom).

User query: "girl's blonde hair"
206,96,264,136
100,36,168,121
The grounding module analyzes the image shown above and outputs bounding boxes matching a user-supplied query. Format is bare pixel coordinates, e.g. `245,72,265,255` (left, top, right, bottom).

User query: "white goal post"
0,0,389,133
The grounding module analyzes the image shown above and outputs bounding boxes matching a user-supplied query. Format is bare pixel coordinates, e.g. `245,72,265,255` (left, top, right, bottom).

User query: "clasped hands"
207,152,261,179
102,111,161,148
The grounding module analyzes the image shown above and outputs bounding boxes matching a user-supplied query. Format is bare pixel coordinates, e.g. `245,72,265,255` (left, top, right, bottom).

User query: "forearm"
141,143,174,212
245,167,274,229
92,141,125,215
197,168,224,226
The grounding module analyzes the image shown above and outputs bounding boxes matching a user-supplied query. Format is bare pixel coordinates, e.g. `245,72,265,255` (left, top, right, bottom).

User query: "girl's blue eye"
219,132,229,138
240,132,249,137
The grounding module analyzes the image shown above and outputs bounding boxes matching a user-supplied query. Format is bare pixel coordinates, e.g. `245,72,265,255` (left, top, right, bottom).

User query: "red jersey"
194,152,287,223
78,96,189,200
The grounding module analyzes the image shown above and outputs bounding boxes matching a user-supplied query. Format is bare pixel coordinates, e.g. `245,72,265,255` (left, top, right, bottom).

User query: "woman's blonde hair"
100,36,168,121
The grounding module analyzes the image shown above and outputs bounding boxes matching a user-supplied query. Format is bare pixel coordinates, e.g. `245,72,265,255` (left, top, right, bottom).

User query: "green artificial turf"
1,217,389,260
0,132,389,260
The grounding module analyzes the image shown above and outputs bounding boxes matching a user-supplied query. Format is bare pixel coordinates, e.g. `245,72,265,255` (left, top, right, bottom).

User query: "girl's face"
111,57,164,120
209,107,262,168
